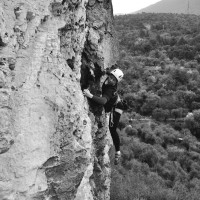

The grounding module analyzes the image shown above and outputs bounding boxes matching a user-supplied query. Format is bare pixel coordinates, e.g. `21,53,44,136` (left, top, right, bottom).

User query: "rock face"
0,0,118,199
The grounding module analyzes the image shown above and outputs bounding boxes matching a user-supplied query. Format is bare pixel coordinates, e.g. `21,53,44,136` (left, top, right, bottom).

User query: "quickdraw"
109,107,115,127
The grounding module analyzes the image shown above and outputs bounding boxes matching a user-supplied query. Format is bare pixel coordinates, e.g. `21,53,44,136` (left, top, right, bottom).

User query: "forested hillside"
111,13,200,200
135,0,200,15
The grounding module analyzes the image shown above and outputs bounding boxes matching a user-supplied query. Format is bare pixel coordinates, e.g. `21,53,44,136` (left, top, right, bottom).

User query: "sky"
112,0,162,14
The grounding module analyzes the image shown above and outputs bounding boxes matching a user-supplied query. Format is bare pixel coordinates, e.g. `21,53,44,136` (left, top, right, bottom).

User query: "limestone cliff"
0,0,118,199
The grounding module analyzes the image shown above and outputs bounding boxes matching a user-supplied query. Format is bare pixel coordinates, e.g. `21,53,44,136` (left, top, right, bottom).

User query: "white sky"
112,0,162,14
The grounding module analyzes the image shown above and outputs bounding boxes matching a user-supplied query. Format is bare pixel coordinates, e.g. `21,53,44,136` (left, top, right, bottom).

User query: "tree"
191,102,200,110
141,93,160,115
170,37,177,46
190,34,200,45
159,95,178,110
177,37,187,46
139,145,159,167
123,93,136,111
183,91,196,108
152,108,169,121
171,108,185,119
185,110,200,138
141,42,152,53
171,67,189,85
157,88,167,97
125,126,138,136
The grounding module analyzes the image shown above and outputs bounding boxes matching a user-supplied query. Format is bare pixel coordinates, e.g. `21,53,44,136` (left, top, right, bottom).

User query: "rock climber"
83,68,128,164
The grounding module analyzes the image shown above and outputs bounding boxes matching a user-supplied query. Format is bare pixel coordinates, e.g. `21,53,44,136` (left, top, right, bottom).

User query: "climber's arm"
92,95,107,105
83,89,107,105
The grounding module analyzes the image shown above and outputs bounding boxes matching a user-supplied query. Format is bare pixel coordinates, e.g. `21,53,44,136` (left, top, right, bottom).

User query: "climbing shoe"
114,151,121,165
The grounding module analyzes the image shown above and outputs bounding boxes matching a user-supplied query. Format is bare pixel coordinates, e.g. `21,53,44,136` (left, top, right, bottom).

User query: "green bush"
118,113,129,129
125,126,138,136
121,136,132,146
139,145,159,167
144,131,157,145
130,140,145,159
167,146,184,161
121,147,132,162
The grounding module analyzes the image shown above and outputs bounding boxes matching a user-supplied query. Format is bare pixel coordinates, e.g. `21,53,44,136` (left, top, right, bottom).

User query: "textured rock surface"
0,0,118,199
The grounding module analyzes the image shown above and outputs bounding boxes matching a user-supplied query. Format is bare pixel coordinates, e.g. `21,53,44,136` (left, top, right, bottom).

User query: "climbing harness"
109,107,123,127
109,95,123,127
115,108,123,114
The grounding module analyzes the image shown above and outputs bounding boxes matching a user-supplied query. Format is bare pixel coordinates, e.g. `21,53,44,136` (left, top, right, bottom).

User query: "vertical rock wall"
0,0,118,200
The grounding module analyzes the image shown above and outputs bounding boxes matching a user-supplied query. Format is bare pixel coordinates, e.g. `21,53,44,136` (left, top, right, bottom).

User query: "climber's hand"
83,89,93,99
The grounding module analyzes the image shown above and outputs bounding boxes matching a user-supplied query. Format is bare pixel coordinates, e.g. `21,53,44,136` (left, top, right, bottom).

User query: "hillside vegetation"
111,13,200,200
135,0,200,15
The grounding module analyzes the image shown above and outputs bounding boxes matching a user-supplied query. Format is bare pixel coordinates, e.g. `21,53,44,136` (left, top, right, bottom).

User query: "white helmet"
110,69,124,82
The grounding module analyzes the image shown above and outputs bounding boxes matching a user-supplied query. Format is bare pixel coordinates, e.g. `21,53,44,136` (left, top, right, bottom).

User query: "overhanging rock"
0,0,118,200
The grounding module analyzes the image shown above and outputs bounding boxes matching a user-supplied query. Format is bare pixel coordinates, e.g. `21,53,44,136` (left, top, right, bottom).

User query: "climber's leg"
109,111,121,152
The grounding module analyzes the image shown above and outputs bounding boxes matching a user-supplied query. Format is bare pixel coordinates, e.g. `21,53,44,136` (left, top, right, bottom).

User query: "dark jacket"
102,80,118,113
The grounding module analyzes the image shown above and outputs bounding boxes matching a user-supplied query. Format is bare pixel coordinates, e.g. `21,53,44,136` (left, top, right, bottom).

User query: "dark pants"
109,111,121,152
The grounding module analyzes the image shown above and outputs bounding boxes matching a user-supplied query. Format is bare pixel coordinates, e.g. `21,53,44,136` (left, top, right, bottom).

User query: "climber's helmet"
110,69,124,82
